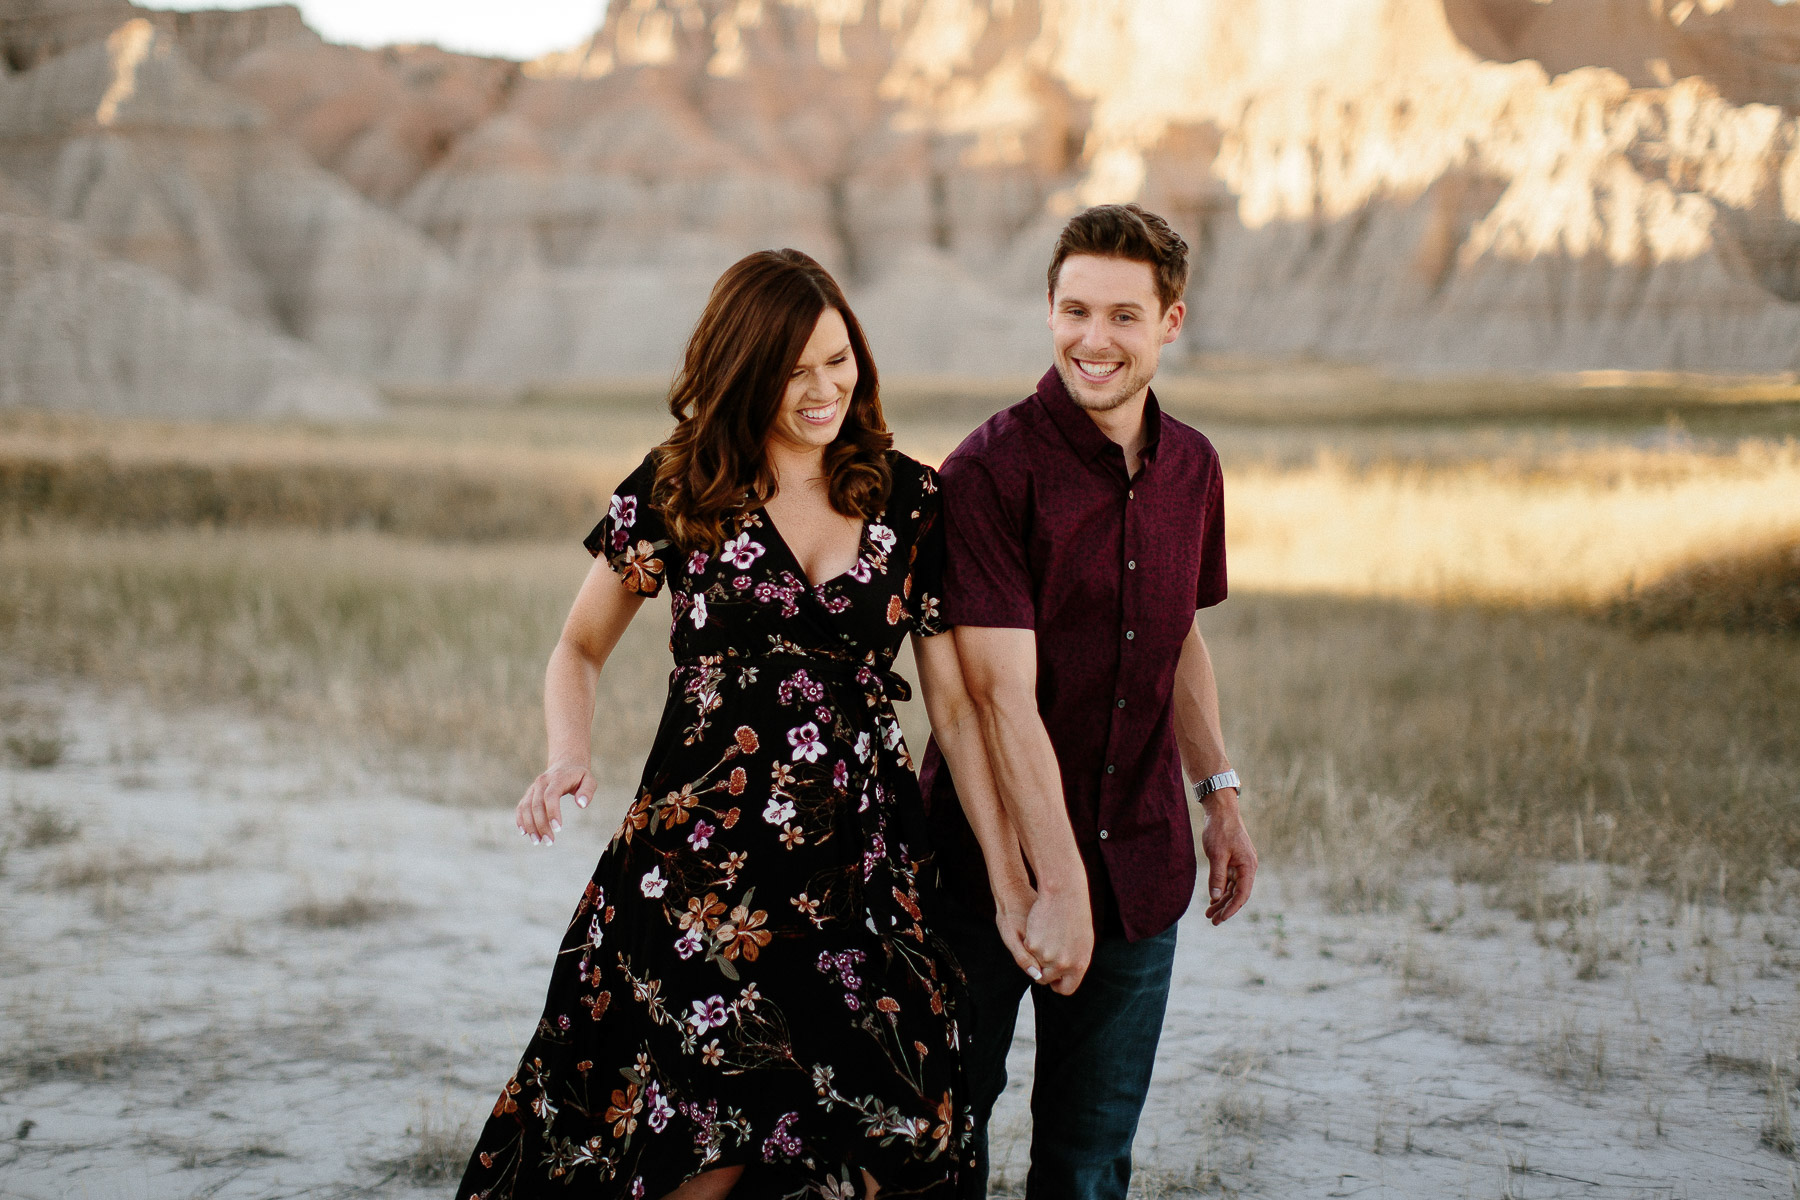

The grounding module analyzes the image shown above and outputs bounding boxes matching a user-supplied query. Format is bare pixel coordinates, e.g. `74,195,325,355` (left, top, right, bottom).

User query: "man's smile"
1073,358,1122,382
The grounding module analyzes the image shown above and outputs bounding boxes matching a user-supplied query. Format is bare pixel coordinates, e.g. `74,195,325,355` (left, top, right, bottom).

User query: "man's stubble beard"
1055,358,1158,414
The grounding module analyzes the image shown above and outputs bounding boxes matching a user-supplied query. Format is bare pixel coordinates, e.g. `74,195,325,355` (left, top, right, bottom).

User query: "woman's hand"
992,876,1041,979
524,556,650,846
517,758,595,845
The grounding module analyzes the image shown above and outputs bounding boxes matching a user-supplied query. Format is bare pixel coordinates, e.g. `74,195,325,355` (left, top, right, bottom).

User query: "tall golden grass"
0,528,668,800
9,407,1800,631
1611,537,1800,635
3,402,1796,896
1205,593,1799,900
0,406,645,539
2,523,1793,897
1226,441,1800,610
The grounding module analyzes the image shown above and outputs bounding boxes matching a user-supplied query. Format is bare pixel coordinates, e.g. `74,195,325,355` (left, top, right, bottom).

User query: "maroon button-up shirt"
919,367,1228,942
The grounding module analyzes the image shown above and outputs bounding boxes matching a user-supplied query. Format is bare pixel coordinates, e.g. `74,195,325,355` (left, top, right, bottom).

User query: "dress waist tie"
671,650,929,942
672,650,913,706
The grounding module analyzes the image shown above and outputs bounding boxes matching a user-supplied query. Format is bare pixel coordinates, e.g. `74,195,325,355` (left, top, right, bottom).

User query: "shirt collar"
1033,366,1165,465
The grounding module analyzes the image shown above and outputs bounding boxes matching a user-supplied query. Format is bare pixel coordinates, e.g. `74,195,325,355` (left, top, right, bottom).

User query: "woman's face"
767,307,857,458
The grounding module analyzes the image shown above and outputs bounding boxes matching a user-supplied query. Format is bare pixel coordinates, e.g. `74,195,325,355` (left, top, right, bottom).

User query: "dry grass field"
2,377,1798,1196
2,527,1797,899
1227,442,1800,608
3,384,1796,891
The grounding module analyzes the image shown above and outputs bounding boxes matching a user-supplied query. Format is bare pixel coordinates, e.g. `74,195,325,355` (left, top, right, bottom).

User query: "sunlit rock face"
1093,0,1800,369
1,0,1798,413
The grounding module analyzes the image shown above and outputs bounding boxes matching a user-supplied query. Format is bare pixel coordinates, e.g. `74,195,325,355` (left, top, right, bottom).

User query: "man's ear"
1162,300,1187,345
1046,289,1056,326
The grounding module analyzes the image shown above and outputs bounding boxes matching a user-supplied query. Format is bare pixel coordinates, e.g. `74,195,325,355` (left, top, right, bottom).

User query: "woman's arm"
912,629,1041,978
517,556,648,845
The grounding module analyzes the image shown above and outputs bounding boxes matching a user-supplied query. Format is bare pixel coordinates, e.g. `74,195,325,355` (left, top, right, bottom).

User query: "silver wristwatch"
1191,769,1241,802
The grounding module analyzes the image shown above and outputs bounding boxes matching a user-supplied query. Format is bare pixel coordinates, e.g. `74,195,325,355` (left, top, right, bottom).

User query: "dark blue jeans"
938,901,1178,1200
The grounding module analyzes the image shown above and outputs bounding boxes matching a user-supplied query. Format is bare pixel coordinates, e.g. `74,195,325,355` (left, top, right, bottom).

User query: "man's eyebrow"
1057,297,1147,313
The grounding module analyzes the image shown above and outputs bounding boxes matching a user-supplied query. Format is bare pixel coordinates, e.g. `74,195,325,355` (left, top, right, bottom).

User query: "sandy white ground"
1,683,1796,1199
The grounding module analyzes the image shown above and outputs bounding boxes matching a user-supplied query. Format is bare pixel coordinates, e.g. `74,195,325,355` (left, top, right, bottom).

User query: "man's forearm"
1171,617,1233,784
1172,615,1258,923
974,692,1088,898
914,634,1033,897
934,709,1033,897
954,624,1093,986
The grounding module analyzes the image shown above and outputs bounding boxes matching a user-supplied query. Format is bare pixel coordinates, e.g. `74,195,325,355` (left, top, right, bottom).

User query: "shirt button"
1116,697,1126,709
1127,560,1136,570
1099,829,1110,840
1125,630,1135,641
1128,489,1135,500
1105,764,1116,775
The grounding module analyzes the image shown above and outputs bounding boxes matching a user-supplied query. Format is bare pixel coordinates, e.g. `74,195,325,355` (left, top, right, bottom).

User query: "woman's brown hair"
651,249,892,552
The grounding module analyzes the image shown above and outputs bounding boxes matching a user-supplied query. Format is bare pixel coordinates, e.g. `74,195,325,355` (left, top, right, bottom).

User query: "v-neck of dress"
756,507,869,590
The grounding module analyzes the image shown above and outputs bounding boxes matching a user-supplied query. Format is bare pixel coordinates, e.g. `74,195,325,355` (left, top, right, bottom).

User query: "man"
920,203,1257,1200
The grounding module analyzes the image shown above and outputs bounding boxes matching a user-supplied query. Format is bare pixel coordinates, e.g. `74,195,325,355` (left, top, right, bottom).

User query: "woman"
457,250,1021,1200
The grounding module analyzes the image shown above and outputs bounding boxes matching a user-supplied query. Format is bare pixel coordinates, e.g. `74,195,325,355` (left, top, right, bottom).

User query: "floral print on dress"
462,451,966,1200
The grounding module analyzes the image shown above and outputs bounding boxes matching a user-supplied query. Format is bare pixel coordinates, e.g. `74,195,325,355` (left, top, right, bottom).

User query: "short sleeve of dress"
903,463,950,636
584,452,673,598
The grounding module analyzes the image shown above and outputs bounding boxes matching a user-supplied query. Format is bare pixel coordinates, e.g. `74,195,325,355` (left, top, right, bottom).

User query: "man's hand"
1200,791,1256,924
1023,885,1094,994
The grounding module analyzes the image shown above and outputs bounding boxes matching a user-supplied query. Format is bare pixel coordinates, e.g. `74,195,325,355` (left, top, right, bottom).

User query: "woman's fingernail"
577,796,588,808
1026,966,1042,981
1211,888,1223,900
550,820,561,834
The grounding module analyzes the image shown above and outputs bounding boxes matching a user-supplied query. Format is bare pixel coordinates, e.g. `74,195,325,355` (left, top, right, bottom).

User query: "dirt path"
1,684,1795,1198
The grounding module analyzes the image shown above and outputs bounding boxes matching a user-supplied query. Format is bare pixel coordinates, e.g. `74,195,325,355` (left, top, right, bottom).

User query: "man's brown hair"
1047,203,1189,312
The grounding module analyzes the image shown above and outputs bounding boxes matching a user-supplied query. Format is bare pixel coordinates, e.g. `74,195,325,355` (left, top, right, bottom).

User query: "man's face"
1048,254,1185,413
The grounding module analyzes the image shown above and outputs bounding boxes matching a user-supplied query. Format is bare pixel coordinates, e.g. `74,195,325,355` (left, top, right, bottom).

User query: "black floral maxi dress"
458,450,973,1200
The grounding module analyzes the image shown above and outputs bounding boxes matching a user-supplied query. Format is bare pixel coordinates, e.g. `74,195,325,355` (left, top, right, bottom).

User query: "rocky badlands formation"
1,0,1799,413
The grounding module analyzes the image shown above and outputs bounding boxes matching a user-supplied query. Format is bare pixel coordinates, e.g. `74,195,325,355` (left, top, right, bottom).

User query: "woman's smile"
797,397,840,425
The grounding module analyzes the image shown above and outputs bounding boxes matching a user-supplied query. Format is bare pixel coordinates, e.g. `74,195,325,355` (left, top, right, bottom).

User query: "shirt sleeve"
904,464,950,636
1195,454,1228,610
584,451,673,598
940,454,1036,630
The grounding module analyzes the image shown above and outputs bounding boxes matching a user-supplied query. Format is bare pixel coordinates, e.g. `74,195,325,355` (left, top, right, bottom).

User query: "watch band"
1191,769,1241,801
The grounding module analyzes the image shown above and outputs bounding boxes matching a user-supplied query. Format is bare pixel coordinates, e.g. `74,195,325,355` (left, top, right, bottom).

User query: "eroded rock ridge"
2,0,1798,412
